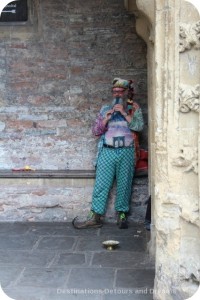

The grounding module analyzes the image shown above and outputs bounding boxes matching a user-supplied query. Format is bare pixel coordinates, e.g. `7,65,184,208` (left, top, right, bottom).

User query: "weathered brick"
7,82,38,93
0,0,148,222
6,120,34,131
8,43,28,49
36,120,66,129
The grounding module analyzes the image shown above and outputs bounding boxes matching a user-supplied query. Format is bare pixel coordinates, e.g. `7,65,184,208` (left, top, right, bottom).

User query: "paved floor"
0,222,155,300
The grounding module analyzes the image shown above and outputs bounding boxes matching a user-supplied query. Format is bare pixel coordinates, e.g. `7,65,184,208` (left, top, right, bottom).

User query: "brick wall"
0,0,148,222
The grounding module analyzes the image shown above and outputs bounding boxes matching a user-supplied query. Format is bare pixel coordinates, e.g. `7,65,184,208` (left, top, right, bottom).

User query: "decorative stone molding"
172,147,198,174
179,84,200,113
179,21,200,52
124,0,154,46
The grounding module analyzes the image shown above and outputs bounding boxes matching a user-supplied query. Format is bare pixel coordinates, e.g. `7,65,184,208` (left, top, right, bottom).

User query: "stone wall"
0,175,148,222
0,0,148,222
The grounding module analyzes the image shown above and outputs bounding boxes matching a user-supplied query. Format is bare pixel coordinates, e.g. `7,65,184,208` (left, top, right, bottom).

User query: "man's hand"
113,104,125,115
105,109,114,121
113,104,131,123
102,109,114,127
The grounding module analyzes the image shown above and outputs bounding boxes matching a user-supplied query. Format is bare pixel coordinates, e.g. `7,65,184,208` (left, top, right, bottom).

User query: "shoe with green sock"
72,211,103,229
117,212,128,229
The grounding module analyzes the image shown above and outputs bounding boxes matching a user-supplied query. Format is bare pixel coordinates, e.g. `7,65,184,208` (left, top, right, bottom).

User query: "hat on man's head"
112,78,129,89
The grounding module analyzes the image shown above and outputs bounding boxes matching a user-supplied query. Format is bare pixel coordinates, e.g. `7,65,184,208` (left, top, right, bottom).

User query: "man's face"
112,87,128,100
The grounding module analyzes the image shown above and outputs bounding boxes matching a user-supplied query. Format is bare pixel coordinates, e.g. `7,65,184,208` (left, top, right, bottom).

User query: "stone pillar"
172,1,200,298
125,0,200,298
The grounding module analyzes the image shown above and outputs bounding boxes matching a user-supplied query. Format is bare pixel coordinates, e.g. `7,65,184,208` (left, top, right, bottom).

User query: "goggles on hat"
112,87,125,93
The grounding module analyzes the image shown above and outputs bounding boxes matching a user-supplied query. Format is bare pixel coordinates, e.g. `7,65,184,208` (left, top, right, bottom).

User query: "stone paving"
0,222,155,300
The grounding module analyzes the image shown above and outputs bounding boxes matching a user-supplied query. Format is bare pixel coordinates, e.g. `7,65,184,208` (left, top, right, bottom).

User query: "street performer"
72,78,144,229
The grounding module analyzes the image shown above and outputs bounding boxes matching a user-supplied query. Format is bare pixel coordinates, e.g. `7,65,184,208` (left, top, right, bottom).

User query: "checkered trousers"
91,146,135,215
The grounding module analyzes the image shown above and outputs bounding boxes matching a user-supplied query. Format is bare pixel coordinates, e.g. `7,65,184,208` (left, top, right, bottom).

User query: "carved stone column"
125,0,200,299
173,2,200,297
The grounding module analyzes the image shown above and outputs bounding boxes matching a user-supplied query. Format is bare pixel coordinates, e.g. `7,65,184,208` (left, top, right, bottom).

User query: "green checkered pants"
91,146,135,215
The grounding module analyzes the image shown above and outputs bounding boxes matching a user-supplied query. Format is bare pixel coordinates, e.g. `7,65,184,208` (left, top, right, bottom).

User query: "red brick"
8,82,38,92
71,66,85,75
32,190,46,196
8,43,28,49
6,120,34,130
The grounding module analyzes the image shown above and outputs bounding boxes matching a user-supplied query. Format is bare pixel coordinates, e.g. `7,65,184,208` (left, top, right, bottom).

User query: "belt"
103,144,118,148
103,144,133,149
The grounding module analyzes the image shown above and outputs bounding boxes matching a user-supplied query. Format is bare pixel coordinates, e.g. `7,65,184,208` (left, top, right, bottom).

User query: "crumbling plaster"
125,0,200,299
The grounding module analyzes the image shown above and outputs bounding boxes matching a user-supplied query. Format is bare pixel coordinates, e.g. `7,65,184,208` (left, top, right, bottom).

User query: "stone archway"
125,0,200,299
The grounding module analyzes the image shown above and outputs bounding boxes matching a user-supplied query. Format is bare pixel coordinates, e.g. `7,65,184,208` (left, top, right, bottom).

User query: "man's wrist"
122,112,128,117
104,116,110,124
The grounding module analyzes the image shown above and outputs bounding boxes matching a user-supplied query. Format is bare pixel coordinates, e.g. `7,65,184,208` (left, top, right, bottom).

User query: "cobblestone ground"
0,222,154,300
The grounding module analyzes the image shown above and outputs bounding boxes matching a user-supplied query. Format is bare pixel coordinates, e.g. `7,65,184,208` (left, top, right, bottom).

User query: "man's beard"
112,97,124,106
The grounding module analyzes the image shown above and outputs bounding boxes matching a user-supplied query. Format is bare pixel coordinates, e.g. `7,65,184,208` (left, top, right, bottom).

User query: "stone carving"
179,21,200,52
172,147,198,174
179,84,200,113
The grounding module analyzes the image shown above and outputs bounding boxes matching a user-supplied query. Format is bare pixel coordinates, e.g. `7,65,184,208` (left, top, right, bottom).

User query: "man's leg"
91,147,116,215
144,195,151,231
72,147,116,229
115,147,135,228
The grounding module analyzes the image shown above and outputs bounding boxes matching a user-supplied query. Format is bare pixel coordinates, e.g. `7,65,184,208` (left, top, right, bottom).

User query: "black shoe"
117,212,128,229
144,220,151,231
72,211,103,229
